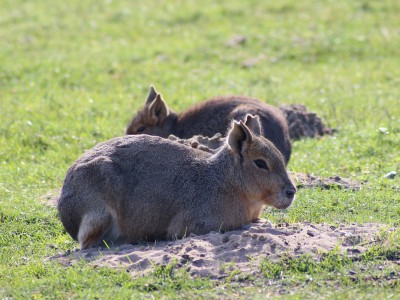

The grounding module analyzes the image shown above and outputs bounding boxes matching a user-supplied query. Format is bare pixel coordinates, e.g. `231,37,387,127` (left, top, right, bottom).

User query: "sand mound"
291,172,363,191
279,104,334,140
54,220,386,279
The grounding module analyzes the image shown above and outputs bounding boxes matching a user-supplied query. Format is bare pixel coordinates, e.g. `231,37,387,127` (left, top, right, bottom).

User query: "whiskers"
261,193,276,205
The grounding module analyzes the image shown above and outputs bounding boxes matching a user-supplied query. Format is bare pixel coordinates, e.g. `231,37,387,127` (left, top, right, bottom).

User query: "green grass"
1,0,399,298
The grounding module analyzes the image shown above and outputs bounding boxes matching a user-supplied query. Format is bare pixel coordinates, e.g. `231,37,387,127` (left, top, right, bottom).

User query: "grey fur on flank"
58,115,296,249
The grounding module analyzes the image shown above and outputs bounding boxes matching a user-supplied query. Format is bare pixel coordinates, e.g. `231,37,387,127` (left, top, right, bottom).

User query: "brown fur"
58,115,296,249
126,86,292,164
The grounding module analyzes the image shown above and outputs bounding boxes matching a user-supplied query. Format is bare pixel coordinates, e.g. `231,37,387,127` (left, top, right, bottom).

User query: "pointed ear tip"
232,120,251,135
246,114,257,119
231,119,239,125
146,85,159,103
231,120,242,128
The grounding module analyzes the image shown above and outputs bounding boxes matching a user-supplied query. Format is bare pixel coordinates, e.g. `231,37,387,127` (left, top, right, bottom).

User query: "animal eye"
136,126,146,133
254,159,269,170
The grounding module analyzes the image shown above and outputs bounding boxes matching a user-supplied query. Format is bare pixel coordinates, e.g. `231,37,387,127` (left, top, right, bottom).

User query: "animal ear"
146,85,158,104
244,114,263,136
227,120,253,154
148,94,169,122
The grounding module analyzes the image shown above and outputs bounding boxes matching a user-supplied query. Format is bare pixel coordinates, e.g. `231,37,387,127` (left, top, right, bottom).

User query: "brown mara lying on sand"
57,115,296,250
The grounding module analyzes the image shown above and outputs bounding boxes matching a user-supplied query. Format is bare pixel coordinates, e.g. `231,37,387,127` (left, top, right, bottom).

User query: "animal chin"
276,198,294,209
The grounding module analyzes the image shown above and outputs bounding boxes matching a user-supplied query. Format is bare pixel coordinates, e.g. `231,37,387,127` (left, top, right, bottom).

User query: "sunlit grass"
1,0,399,298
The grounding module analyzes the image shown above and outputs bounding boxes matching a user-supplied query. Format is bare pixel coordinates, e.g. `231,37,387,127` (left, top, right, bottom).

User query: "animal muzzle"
275,184,296,209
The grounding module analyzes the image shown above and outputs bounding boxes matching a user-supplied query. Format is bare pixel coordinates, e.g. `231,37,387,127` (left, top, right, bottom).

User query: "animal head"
226,115,296,209
126,86,174,137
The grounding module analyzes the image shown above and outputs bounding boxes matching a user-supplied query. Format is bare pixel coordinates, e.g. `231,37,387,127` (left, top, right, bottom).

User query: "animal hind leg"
78,212,113,249
167,213,216,239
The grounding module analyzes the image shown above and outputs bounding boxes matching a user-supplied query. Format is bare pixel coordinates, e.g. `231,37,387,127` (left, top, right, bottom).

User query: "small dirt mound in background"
291,172,363,191
279,104,335,140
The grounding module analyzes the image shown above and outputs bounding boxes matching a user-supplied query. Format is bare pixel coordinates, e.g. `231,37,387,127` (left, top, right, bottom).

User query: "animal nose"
285,188,296,199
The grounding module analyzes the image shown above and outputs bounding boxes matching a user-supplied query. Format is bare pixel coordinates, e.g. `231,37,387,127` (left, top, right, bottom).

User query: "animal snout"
285,182,297,201
271,184,296,209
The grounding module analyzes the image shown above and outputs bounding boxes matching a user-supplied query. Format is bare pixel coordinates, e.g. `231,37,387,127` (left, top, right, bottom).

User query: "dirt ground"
279,104,334,140
290,172,363,191
53,220,387,279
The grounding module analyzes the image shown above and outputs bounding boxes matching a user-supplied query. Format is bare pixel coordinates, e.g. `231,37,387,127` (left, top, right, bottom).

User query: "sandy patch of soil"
53,220,387,279
291,172,363,191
